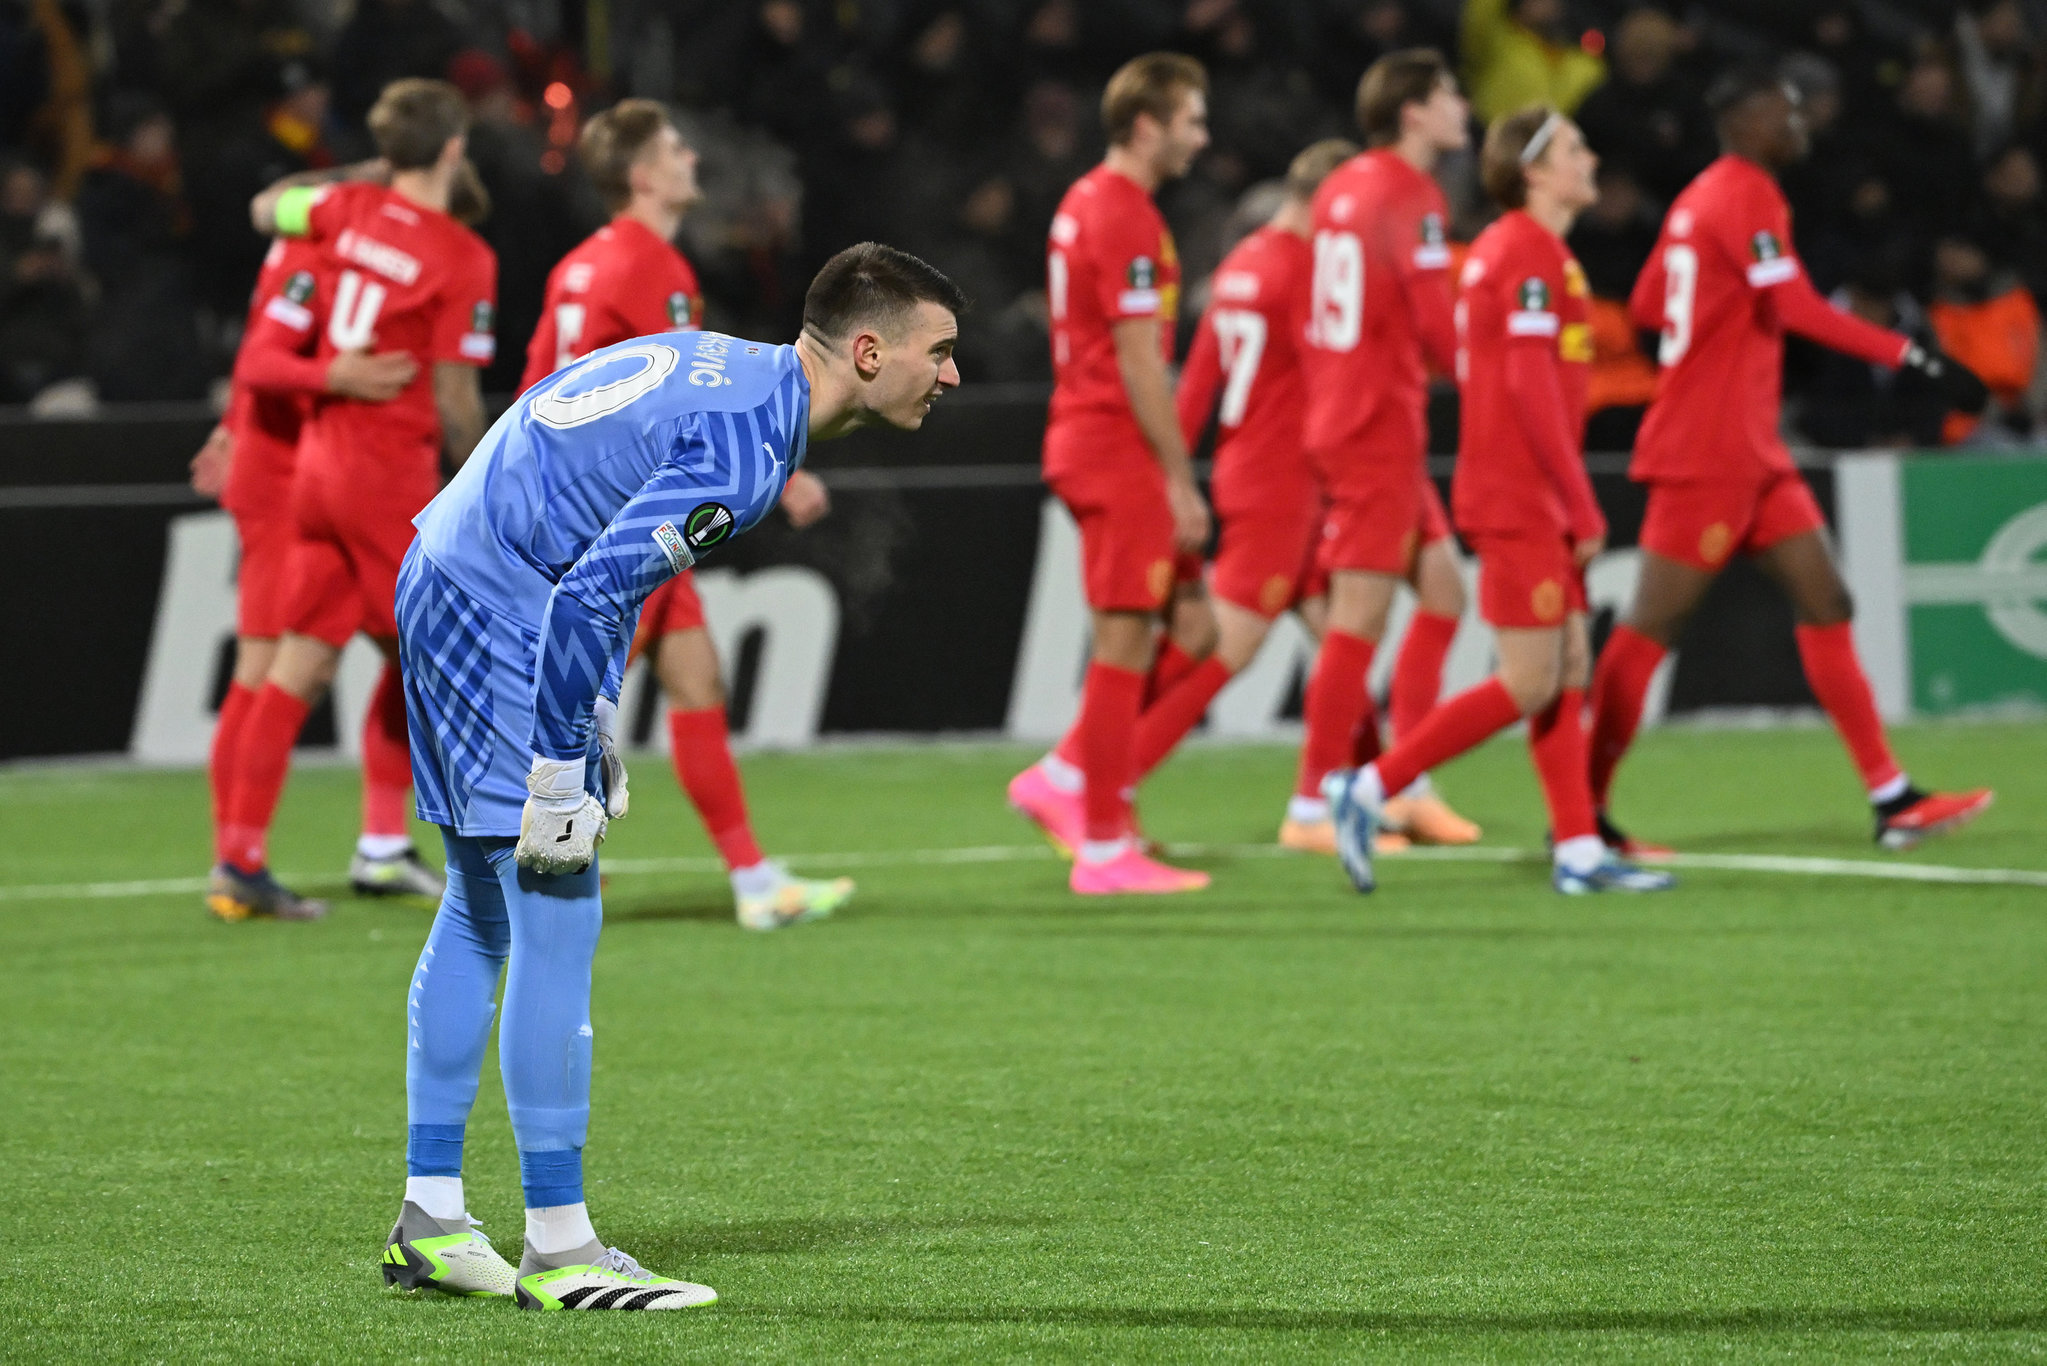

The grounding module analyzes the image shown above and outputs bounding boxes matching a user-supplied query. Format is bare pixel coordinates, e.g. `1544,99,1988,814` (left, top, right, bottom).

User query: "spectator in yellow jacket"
1461,0,1608,123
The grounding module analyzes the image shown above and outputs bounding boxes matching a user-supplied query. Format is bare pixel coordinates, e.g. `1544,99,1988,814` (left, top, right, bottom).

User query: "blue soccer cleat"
1320,768,1379,893
1553,854,1676,895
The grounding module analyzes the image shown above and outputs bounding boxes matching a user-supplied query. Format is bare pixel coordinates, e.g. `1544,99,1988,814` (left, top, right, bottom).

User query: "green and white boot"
381,1202,517,1297
515,1239,717,1311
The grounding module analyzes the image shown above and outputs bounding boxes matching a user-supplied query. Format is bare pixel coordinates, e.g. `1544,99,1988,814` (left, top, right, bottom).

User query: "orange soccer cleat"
1007,764,1085,858
1876,787,1994,850
1279,817,1409,855
1381,791,1481,846
1069,844,1210,895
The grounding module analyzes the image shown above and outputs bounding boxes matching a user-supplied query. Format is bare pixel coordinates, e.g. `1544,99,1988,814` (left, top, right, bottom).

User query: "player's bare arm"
189,423,232,497
778,470,831,528
433,362,486,467
248,158,390,235
328,350,418,402
1111,316,1209,552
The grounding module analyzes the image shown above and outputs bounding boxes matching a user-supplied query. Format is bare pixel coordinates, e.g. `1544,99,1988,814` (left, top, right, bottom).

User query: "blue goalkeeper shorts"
396,543,599,838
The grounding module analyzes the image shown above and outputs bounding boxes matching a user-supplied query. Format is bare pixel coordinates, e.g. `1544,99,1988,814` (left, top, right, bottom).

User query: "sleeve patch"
1518,277,1551,311
471,300,495,332
1750,230,1783,262
458,333,496,360
283,270,315,305
1507,310,1561,337
1414,213,1450,268
652,521,695,575
667,292,695,327
1117,288,1162,314
1746,257,1799,286
263,296,313,331
1127,257,1157,289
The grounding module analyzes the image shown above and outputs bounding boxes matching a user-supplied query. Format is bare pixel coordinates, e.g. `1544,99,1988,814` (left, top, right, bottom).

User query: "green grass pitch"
4,722,2045,1361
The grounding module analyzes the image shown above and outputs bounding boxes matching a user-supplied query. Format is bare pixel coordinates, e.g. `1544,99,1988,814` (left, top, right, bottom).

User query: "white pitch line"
2,842,2043,905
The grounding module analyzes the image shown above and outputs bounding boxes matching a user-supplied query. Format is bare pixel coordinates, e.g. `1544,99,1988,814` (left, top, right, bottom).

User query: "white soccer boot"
515,1239,717,1311
381,1202,517,1297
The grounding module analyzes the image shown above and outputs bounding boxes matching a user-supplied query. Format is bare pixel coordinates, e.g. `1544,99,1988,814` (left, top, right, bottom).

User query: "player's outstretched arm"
247,158,388,235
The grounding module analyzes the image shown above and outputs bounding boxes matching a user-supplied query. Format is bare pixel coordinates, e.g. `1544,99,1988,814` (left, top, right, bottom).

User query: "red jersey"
1044,164,1180,474
1301,149,1457,462
520,215,702,393
1176,225,1314,514
222,236,321,518
1631,154,1908,482
1453,209,1601,540
296,182,497,482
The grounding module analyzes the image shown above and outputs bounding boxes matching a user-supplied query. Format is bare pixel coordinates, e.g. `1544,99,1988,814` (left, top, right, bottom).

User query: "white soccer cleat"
737,862,854,931
515,1243,717,1311
381,1203,517,1297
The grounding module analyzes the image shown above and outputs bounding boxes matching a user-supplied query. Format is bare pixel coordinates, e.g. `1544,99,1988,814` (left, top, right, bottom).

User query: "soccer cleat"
1383,792,1482,846
1278,817,1336,854
1321,768,1379,893
381,1202,516,1297
516,1240,716,1311
350,847,446,900
1876,787,1994,850
1595,811,1674,861
737,863,855,931
1553,854,1676,895
1007,764,1084,857
1069,845,1210,894
206,864,327,922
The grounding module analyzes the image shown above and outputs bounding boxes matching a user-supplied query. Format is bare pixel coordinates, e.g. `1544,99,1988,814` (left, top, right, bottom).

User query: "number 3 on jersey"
1658,244,1698,365
327,269,388,351
1310,230,1363,352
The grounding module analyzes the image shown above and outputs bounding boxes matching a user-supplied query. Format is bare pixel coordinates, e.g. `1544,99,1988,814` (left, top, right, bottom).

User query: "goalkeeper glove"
593,695,629,819
516,755,607,875
1901,342,1991,414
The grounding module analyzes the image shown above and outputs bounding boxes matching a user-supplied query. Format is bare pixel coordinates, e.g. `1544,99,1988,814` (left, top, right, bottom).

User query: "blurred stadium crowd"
3,0,2045,446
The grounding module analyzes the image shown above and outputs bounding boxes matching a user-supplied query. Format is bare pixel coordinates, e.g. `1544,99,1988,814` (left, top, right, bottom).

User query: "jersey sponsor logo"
652,520,694,574
684,502,735,551
283,271,315,305
335,229,422,286
667,292,693,327
1414,212,1451,269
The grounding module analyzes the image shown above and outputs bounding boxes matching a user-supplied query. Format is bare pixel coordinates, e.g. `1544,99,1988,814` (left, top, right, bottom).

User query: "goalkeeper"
381,243,963,1311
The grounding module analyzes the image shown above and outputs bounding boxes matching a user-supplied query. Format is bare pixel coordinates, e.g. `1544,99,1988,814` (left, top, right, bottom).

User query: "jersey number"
327,269,388,351
1659,244,1698,365
1310,230,1363,352
553,303,588,370
531,342,678,429
1211,309,1268,426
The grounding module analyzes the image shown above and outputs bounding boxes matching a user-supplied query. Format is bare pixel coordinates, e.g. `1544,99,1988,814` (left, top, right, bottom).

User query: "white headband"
1520,111,1565,165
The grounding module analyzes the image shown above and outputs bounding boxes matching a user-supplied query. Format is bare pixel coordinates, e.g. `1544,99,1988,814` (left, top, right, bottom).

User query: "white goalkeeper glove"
516,755,607,875
592,695,629,819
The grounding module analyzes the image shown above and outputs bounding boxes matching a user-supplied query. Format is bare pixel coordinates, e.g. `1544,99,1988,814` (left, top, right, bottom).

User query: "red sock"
1133,656,1233,779
1298,630,1376,798
1375,676,1522,796
1349,706,1383,768
1390,610,1457,742
221,683,312,873
668,706,765,870
1528,688,1597,841
1074,661,1145,841
1144,637,1200,707
1588,625,1666,808
1794,622,1902,792
360,664,412,840
209,681,257,862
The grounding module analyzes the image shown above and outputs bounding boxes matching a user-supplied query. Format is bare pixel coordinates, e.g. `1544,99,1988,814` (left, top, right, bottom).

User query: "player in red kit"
1115,140,1353,810
208,80,497,921
1006,53,1215,895
520,100,853,931
196,228,420,919
1325,108,1674,896
1587,67,1993,852
1294,50,1482,857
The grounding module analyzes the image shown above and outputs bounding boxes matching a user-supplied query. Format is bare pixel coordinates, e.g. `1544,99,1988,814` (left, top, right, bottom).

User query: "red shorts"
628,570,707,663
284,466,428,646
1211,496,1322,619
1638,470,1825,573
1470,528,1587,629
1047,461,1182,613
231,504,300,639
1318,461,1453,577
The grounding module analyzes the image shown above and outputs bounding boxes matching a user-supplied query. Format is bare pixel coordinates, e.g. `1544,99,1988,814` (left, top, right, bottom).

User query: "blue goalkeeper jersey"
413,331,807,761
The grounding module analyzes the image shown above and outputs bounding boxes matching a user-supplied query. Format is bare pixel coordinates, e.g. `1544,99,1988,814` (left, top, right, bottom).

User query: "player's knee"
1500,656,1564,716
1171,596,1218,660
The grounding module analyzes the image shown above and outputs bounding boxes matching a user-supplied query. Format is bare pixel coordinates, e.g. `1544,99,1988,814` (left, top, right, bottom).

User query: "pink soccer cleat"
1069,845,1211,895
1007,764,1085,857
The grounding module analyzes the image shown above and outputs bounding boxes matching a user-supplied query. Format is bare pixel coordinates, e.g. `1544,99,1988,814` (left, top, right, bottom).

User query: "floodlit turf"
4,721,2045,1361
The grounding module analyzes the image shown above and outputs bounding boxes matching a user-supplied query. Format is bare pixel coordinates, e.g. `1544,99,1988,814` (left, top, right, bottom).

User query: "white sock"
1287,795,1329,824
730,859,782,899
525,1202,598,1255
404,1175,465,1222
1870,773,1910,804
1079,836,1131,865
1397,772,1434,801
1553,835,1606,876
1350,765,1387,812
1038,753,1083,793
358,833,411,860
